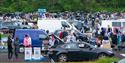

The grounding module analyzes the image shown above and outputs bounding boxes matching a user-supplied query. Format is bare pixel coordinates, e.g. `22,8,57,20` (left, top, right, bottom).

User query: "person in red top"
59,31,63,39
23,34,32,47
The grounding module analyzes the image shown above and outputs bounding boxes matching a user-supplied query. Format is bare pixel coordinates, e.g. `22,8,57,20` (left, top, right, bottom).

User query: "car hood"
94,47,113,53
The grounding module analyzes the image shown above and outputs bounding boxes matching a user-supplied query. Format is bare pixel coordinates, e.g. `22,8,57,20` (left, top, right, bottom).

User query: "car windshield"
74,21,83,27
63,43,78,49
61,21,70,28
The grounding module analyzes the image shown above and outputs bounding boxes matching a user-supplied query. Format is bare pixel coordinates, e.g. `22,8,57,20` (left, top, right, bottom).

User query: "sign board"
25,47,32,61
38,9,46,13
33,47,41,60
38,9,46,18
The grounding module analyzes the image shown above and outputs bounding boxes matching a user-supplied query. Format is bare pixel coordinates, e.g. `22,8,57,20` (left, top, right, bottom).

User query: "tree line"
0,0,125,13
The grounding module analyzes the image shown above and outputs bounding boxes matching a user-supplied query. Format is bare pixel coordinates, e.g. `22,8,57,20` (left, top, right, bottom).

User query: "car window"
64,43,78,49
3,22,12,26
123,22,125,27
39,34,47,39
112,22,121,27
78,43,90,49
61,21,70,28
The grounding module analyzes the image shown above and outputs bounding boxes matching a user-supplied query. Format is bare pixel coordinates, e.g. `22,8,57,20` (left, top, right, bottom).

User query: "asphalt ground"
0,49,125,63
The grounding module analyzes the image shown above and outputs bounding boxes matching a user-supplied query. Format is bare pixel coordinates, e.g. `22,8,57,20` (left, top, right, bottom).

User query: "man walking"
7,35,13,60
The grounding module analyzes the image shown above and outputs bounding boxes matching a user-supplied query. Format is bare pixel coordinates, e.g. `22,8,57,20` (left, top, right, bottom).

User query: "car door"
64,43,82,60
79,43,97,59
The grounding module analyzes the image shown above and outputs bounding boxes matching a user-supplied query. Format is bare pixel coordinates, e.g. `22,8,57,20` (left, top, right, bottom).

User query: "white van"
37,19,75,33
101,19,125,32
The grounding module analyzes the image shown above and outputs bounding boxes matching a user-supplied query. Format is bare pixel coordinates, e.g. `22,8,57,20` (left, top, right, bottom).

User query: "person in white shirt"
66,32,76,43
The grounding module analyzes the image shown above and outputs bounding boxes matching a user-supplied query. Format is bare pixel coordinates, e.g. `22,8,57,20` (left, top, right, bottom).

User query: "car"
112,58,125,63
0,20,10,32
2,21,32,30
48,42,114,62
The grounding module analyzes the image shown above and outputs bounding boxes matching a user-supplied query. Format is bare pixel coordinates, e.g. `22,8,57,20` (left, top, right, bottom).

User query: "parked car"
1,21,31,30
0,20,9,33
112,58,125,63
48,42,114,62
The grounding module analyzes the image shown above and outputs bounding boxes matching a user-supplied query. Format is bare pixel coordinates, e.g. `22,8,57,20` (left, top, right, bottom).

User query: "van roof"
16,29,45,31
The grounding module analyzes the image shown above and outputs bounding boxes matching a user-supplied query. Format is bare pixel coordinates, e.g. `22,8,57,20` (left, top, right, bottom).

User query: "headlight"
107,51,113,53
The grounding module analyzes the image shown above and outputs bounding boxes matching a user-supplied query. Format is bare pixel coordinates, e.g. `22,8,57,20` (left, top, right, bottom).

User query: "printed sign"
38,9,46,13
24,47,32,60
33,47,41,60
38,9,46,18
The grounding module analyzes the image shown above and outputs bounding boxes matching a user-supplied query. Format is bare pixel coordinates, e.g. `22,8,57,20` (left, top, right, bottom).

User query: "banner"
33,47,41,60
24,47,32,61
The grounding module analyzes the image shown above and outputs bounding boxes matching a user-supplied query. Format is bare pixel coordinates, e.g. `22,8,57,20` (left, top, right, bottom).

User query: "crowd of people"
1,11,125,60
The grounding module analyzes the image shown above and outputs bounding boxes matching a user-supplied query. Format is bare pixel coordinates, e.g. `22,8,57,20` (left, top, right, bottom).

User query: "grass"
82,57,119,63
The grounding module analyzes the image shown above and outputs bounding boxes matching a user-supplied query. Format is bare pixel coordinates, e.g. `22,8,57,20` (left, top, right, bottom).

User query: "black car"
48,42,114,62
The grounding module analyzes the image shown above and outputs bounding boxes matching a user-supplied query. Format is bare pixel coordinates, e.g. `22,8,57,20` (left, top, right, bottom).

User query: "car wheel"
58,54,67,62
98,53,106,58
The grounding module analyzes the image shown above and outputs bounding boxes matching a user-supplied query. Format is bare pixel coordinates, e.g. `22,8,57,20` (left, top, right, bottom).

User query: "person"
117,32,122,49
101,34,111,49
49,34,55,47
111,32,118,49
23,34,32,47
7,35,13,60
96,35,102,47
62,28,68,39
14,37,19,59
59,31,63,39
122,32,125,47
66,32,76,43
62,28,68,42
